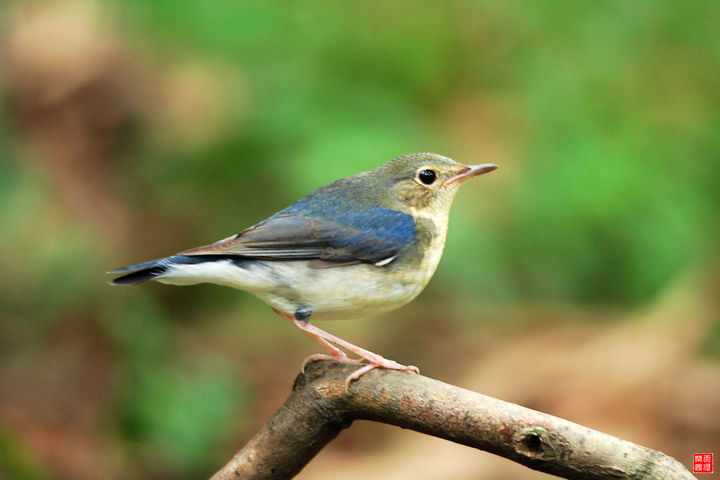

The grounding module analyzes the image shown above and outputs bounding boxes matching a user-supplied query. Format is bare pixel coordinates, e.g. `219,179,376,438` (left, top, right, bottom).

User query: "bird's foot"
346,356,419,388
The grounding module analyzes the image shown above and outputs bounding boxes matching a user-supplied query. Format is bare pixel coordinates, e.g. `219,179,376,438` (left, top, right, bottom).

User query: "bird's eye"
418,169,437,185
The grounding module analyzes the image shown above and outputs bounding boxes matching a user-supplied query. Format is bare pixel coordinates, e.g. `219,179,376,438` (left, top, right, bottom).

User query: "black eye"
418,169,437,185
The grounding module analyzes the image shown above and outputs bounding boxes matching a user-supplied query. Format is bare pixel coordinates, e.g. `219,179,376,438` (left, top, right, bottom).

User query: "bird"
110,152,498,383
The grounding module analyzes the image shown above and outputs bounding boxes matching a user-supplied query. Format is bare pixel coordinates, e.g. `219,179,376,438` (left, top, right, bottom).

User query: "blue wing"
180,206,416,267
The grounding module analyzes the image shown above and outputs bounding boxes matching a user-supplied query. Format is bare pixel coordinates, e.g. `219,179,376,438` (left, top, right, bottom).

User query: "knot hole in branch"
522,432,543,453
513,426,567,462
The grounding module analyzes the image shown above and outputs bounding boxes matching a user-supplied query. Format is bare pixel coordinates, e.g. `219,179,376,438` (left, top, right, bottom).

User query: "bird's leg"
273,307,419,384
272,308,354,368
291,317,420,386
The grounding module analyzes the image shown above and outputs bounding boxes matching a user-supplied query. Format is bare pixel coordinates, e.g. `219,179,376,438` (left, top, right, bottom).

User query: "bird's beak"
444,163,498,186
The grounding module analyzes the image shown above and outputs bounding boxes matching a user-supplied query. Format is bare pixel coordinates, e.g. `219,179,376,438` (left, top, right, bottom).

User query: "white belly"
157,259,430,320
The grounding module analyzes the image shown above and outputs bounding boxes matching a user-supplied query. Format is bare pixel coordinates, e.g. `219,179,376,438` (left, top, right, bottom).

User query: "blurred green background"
1,1,718,479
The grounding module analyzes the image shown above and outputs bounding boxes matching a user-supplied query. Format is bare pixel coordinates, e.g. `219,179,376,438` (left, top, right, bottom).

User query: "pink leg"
292,318,419,385
272,308,356,369
272,308,419,384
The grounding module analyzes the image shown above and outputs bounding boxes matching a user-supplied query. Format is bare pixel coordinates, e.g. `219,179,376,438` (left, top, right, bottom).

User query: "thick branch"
211,361,695,480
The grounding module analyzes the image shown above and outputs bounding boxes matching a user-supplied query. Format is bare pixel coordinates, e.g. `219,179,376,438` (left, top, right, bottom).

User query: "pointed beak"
445,163,498,186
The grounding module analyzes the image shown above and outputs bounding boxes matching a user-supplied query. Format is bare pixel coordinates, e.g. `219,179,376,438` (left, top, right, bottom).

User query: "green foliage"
119,364,242,476
106,297,246,477
701,316,720,360
0,426,49,480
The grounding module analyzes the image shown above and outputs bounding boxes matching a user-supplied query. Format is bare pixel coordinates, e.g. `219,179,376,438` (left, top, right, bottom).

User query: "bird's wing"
179,207,416,267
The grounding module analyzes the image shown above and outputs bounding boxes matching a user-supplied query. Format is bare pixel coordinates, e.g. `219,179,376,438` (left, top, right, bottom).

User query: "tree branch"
211,360,696,480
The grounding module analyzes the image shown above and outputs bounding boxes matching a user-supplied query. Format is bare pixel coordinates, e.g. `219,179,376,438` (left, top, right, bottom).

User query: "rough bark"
211,360,696,480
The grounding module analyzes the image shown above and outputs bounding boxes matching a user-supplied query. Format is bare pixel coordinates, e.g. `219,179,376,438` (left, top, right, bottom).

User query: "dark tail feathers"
109,255,206,285
109,254,250,285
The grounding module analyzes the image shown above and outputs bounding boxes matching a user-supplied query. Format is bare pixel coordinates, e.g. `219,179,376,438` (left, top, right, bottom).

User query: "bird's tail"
109,255,211,285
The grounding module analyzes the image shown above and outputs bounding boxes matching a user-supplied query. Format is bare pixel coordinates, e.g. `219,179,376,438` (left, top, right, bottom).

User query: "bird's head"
373,153,498,216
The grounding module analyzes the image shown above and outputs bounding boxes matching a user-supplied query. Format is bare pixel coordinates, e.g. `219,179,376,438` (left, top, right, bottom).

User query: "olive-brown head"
370,152,497,216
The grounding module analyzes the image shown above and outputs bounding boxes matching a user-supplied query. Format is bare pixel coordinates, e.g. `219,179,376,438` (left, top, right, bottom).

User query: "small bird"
110,153,497,382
